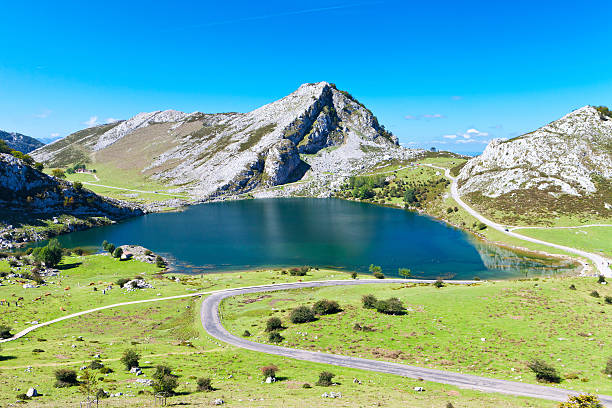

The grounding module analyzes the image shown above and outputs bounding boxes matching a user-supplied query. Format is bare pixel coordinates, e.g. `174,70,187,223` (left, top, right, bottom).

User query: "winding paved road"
421,164,612,277
200,279,612,406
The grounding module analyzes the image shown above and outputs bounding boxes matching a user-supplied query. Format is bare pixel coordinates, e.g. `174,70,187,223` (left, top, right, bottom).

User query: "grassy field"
514,227,612,259
222,277,612,395
0,254,582,407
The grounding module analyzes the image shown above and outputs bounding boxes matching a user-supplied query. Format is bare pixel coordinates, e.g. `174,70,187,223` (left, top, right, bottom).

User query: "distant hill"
457,105,612,223
31,82,419,199
0,130,44,153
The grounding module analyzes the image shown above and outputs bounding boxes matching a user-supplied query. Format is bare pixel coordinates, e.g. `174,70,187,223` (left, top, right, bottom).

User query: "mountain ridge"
0,130,44,153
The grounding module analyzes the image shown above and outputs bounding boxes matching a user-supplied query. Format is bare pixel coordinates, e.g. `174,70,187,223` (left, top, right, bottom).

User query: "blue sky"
1,1,611,153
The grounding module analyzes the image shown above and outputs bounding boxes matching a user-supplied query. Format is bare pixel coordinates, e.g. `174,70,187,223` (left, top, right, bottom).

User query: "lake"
48,198,574,279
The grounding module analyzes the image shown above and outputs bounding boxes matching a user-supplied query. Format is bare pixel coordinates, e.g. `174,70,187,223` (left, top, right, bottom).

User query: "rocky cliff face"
458,106,612,198
32,82,416,199
0,130,44,153
0,153,141,218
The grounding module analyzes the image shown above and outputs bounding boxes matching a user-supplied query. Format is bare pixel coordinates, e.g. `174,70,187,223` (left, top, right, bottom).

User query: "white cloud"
34,109,52,118
50,133,60,137
405,113,446,120
456,139,479,144
443,134,457,139
83,116,99,127
465,128,489,137
105,117,120,123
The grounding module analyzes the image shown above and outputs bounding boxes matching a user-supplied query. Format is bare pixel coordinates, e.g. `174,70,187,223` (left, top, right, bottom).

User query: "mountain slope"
31,82,417,199
457,105,612,224
0,153,142,247
0,130,44,153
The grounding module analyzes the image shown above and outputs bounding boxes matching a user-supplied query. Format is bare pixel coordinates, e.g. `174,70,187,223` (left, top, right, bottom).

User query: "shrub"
260,365,278,378
559,394,603,408
312,299,341,315
96,389,109,399
73,181,83,191
197,377,214,392
268,331,284,343
88,359,104,370
32,238,63,267
590,290,600,298
362,294,378,309
0,325,12,339
398,268,412,278
302,383,311,388
54,369,78,387
526,359,561,383
289,267,307,276
265,317,283,332
373,272,385,279
290,306,316,323
604,356,612,375
113,247,123,259
116,278,130,288
16,393,31,400
106,243,115,255
74,248,84,256
369,264,382,275
597,275,606,284
156,255,166,268
242,330,251,337
433,278,445,288
32,348,45,353
375,298,406,315
153,365,173,380
144,249,152,256
99,367,113,374
120,348,140,370
152,374,178,396
316,371,335,386
569,284,577,290
102,240,108,250
605,296,612,305
350,272,357,279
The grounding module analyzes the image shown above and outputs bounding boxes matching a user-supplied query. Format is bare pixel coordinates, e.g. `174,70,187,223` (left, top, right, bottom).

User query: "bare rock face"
31,82,416,199
0,130,44,154
457,106,612,198
0,153,141,219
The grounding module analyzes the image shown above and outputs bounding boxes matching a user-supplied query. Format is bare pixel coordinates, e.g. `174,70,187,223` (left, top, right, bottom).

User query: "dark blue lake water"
48,198,573,279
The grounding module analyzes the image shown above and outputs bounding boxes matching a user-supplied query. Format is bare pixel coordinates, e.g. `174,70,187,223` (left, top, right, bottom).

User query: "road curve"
421,164,612,277
200,279,612,406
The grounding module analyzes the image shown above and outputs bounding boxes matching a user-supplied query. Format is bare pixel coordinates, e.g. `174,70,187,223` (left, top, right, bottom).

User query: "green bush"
268,331,284,343
113,247,123,259
604,296,612,305
289,267,308,276
102,240,109,250
369,264,382,274
153,374,178,396
597,275,607,284
590,290,600,298
316,371,335,386
197,377,214,392
362,294,378,309
88,359,104,370
527,359,561,383
605,356,612,375
242,330,251,337
350,271,357,279
96,389,109,399
265,317,283,332
312,299,341,315
559,394,603,408
54,369,78,387
156,255,166,268
120,348,140,370
375,297,406,315
373,272,385,279
16,393,31,400
569,284,577,290
433,278,445,288
289,306,316,323
116,278,130,288
106,243,116,255
0,325,12,339
32,238,63,267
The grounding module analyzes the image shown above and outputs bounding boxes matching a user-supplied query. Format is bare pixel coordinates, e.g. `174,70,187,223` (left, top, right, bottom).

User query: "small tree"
373,271,385,279
605,295,612,305
597,275,606,284
527,359,561,383
312,299,341,315
113,247,123,259
350,271,357,279
197,377,214,392
153,375,178,396
106,243,116,255
156,255,166,268
265,317,283,332
54,368,78,387
260,365,279,378
362,294,378,309
79,369,98,397
369,264,382,275
590,290,600,298
559,394,603,408
120,348,140,370
398,268,412,279
290,306,316,323
0,325,12,339
434,278,445,288
102,240,109,250
316,371,335,386
33,238,63,267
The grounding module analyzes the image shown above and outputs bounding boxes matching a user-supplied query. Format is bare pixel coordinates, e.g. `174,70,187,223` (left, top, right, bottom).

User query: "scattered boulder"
413,386,425,392
129,367,143,376
212,398,225,405
265,376,276,384
26,388,38,397
321,392,342,398
124,279,153,290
